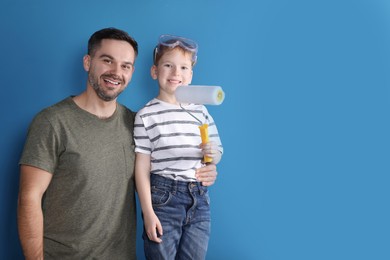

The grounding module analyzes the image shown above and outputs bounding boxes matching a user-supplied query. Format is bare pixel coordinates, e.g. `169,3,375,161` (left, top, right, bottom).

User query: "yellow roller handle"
199,124,213,163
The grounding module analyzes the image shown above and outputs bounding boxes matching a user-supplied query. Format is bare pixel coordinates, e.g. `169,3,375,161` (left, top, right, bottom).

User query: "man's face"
84,39,136,101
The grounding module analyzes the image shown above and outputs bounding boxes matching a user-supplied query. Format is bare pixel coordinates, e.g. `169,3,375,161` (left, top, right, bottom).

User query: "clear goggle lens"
155,34,198,63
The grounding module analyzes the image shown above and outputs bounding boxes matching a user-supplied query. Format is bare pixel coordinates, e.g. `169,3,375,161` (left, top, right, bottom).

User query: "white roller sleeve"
175,85,225,105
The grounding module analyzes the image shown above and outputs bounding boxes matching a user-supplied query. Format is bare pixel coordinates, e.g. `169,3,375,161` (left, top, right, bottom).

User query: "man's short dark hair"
88,27,138,57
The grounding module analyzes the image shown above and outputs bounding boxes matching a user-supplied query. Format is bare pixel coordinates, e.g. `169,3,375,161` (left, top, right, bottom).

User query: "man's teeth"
105,79,120,85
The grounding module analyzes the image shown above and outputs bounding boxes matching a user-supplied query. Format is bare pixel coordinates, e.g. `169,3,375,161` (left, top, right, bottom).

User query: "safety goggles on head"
154,34,198,64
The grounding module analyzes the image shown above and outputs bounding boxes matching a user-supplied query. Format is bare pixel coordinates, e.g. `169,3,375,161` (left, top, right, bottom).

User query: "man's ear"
83,55,91,72
150,65,158,80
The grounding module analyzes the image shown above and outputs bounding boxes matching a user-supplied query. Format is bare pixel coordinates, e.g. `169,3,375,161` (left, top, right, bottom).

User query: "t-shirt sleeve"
133,111,151,155
19,111,59,174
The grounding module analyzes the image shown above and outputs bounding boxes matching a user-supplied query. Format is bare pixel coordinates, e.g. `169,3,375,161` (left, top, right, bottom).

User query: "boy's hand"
200,141,218,161
144,212,163,243
200,141,222,164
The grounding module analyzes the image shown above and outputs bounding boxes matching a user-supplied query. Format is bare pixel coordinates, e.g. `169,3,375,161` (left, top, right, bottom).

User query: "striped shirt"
134,98,223,181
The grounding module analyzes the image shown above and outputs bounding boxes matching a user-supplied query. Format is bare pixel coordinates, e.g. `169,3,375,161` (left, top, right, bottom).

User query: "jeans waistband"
150,174,207,193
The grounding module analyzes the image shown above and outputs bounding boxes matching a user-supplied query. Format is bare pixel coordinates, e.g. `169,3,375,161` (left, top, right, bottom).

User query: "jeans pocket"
151,186,172,207
197,190,211,210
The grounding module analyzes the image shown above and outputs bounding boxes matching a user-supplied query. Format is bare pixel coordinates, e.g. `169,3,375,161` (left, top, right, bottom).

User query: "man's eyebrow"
123,61,134,66
98,54,114,60
99,54,134,66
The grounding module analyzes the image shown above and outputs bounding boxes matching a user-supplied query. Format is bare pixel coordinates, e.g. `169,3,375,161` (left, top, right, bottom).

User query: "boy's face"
151,47,193,97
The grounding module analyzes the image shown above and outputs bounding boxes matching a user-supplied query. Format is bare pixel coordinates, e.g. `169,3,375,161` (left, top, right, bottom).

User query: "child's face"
151,48,193,97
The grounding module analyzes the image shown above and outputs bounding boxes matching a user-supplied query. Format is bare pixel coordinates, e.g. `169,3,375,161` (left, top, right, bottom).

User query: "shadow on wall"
1,124,28,259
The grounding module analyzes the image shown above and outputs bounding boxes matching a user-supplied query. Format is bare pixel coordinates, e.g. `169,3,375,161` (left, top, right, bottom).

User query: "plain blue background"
1,0,390,259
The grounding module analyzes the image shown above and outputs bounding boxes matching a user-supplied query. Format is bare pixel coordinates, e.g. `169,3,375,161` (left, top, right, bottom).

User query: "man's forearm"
17,196,44,260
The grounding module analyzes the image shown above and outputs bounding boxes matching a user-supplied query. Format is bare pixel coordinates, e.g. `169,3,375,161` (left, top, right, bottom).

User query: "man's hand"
196,164,218,186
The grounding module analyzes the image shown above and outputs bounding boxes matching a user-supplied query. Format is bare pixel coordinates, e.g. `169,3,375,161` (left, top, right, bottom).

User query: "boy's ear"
150,65,158,80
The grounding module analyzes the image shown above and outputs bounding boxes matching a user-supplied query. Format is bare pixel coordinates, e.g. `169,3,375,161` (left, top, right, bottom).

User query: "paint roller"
175,85,225,163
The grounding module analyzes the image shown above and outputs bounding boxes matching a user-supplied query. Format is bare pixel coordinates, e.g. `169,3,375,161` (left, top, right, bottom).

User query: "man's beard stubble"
88,73,126,102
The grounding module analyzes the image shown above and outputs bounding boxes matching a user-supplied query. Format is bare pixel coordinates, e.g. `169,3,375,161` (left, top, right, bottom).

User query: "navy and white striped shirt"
134,98,223,181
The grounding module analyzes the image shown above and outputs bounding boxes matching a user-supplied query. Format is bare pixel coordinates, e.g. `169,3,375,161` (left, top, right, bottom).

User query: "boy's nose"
172,67,180,75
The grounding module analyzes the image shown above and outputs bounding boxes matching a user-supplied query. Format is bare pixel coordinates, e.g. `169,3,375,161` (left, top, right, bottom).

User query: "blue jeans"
143,174,211,260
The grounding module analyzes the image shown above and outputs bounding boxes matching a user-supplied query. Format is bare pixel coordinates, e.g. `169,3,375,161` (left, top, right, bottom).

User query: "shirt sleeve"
19,110,59,174
133,111,152,154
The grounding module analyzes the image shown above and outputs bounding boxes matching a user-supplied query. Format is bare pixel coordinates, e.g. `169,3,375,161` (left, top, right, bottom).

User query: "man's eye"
104,59,112,64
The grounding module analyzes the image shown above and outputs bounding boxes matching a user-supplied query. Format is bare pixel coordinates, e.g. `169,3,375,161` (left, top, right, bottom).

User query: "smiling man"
17,28,219,259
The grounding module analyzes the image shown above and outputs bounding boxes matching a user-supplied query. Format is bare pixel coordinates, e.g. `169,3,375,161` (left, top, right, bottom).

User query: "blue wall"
1,0,390,259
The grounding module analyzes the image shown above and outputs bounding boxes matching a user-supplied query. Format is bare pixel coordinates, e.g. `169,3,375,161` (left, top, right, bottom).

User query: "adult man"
17,27,218,259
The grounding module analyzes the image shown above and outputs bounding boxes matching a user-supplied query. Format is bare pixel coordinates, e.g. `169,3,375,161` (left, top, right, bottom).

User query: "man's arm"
17,165,52,260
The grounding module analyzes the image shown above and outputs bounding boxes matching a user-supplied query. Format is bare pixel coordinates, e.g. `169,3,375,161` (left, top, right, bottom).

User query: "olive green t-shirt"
20,97,136,259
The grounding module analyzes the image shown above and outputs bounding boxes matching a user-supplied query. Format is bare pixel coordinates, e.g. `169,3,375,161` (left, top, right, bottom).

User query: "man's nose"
110,63,121,74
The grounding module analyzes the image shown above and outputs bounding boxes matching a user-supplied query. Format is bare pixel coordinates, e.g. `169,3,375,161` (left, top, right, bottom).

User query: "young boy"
134,34,223,259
